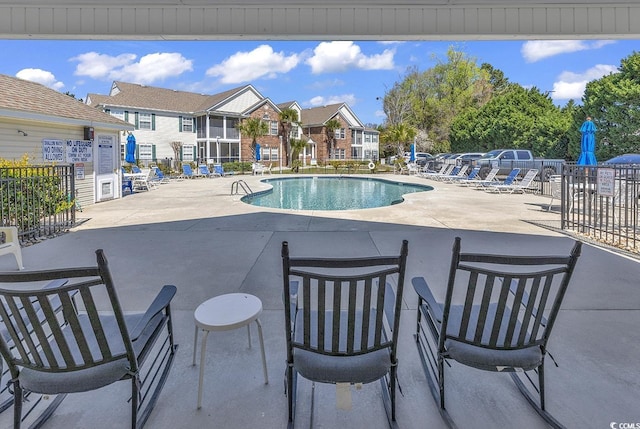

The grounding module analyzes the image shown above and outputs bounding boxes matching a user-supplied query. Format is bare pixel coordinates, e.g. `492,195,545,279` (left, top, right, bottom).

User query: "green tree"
382,46,491,150
450,85,572,158
278,108,300,167
324,118,342,159
582,51,640,159
236,117,269,162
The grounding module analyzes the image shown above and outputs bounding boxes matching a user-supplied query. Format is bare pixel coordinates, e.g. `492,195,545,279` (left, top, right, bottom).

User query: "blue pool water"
242,176,433,210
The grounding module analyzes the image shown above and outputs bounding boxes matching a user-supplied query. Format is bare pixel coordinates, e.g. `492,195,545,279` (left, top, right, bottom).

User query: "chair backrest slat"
442,238,582,352
0,252,135,375
282,241,408,358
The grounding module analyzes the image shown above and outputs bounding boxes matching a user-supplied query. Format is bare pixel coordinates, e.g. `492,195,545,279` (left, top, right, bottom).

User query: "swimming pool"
242,176,433,210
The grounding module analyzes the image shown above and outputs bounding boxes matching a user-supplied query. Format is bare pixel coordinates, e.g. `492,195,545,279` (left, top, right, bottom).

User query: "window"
110,110,125,121
181,117,193,132
138,143,153,160
270,121,278,136
262,147,278,161
182,144,195,162
335,128,346,139
138,113,152,130
351,147,362,159
364,134,371,143
333,149,346,159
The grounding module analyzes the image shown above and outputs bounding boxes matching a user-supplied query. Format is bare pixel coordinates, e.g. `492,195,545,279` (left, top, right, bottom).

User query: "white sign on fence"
597,168,615,197
66,140,93,163
42,139,65,162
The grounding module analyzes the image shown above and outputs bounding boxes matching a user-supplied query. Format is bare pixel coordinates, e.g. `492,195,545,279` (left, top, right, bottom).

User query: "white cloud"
72,52,193,84
206,45,299,84
16,68,64,90
552,64,618,100
306,41,395,74
521,40,616,62
306,94,357,107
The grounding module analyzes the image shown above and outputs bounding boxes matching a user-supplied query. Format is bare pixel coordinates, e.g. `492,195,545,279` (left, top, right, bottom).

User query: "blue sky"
0,39,635,125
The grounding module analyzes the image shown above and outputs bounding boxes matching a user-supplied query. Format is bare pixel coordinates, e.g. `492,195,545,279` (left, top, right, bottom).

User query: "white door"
95,135,119,201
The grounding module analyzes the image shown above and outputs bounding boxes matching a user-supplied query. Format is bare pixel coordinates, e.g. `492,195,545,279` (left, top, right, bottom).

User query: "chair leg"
13,381,22,429
131,376,140,429
286,365,296,429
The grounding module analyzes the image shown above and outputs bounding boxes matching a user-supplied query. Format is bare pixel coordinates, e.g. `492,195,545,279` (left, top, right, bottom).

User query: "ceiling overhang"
1,1,639,40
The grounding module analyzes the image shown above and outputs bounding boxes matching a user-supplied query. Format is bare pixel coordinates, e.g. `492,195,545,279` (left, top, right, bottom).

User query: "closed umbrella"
255,143,261,161
125,133,136,164
577,117,597,166
409,142,416,162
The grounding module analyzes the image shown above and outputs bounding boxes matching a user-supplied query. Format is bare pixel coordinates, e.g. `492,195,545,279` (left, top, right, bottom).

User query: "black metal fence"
0,165,76,243
560,163,639,252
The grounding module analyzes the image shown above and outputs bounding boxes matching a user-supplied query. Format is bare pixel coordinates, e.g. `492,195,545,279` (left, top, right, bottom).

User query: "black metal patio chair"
413,237,581,428
0,249,178,429
281,240,409,428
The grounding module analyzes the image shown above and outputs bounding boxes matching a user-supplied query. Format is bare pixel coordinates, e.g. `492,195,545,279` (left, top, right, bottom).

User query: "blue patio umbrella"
577,118,597,166
125,133,136,163
409,142,416,162
255,143,261,161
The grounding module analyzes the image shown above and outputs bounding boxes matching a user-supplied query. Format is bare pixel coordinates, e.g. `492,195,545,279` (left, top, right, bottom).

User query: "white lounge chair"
461,167,500,187
421,164,455,180
440,164,469,182
486,169,538,193
0,226,24,270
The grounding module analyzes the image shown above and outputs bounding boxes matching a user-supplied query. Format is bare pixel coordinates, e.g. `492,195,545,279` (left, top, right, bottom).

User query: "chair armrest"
412,276,444,323
130,285,177,341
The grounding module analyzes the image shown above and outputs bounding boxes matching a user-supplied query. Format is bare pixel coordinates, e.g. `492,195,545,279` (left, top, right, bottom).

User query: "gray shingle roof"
88,81,251,114
301,103,343,126
0,74,129,127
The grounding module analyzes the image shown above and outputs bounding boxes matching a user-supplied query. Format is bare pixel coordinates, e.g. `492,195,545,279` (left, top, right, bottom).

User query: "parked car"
452,152,485,166
475,149,564,180
604,154,640,165
415,152,434,167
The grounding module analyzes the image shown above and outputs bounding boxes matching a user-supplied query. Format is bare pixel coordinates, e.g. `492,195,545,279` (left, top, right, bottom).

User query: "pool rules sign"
42,139,93,163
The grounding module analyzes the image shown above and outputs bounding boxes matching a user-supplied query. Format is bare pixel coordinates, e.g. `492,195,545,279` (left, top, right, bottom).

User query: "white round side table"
192,293,269,409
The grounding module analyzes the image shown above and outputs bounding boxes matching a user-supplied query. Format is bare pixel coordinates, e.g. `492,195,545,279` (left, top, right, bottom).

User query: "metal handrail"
231,180,253,195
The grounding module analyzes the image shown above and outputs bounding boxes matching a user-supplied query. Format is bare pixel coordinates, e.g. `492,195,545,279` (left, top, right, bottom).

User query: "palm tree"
278,108,300,167
324,118,342,160
289,138,309,172
380,123,417,161
236,117,269,162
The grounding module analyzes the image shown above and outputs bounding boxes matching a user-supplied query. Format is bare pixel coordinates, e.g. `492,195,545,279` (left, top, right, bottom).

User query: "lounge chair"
479,167,520,189
282,240,409,428
133,168,158,191
486,168,539,193
413,237,582,428
459,167,499,187
440,164,469,182
180,164,196,179
152,166,170,184
407,162,420,175
433,165,461,181
197,164,213,178
0,249,178,429
420,164,452,179
449,166,480,183
0,226,23,270
213,164,233,176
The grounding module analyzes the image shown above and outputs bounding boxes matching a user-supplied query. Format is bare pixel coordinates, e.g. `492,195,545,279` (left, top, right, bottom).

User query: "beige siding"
122,111,197,161
1,118,121,207
217,90,261,114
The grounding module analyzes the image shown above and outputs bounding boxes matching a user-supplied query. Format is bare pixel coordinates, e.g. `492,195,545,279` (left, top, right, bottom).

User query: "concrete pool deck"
2,173,639,429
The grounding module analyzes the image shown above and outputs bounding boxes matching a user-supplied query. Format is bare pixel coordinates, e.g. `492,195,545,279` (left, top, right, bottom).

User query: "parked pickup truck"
475,149,565,180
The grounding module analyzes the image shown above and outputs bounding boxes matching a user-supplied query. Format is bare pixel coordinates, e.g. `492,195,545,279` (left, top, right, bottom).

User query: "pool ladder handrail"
231,180,253,195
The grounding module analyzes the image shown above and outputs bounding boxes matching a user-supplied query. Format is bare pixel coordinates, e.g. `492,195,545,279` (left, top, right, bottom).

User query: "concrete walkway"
2,173,639,429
